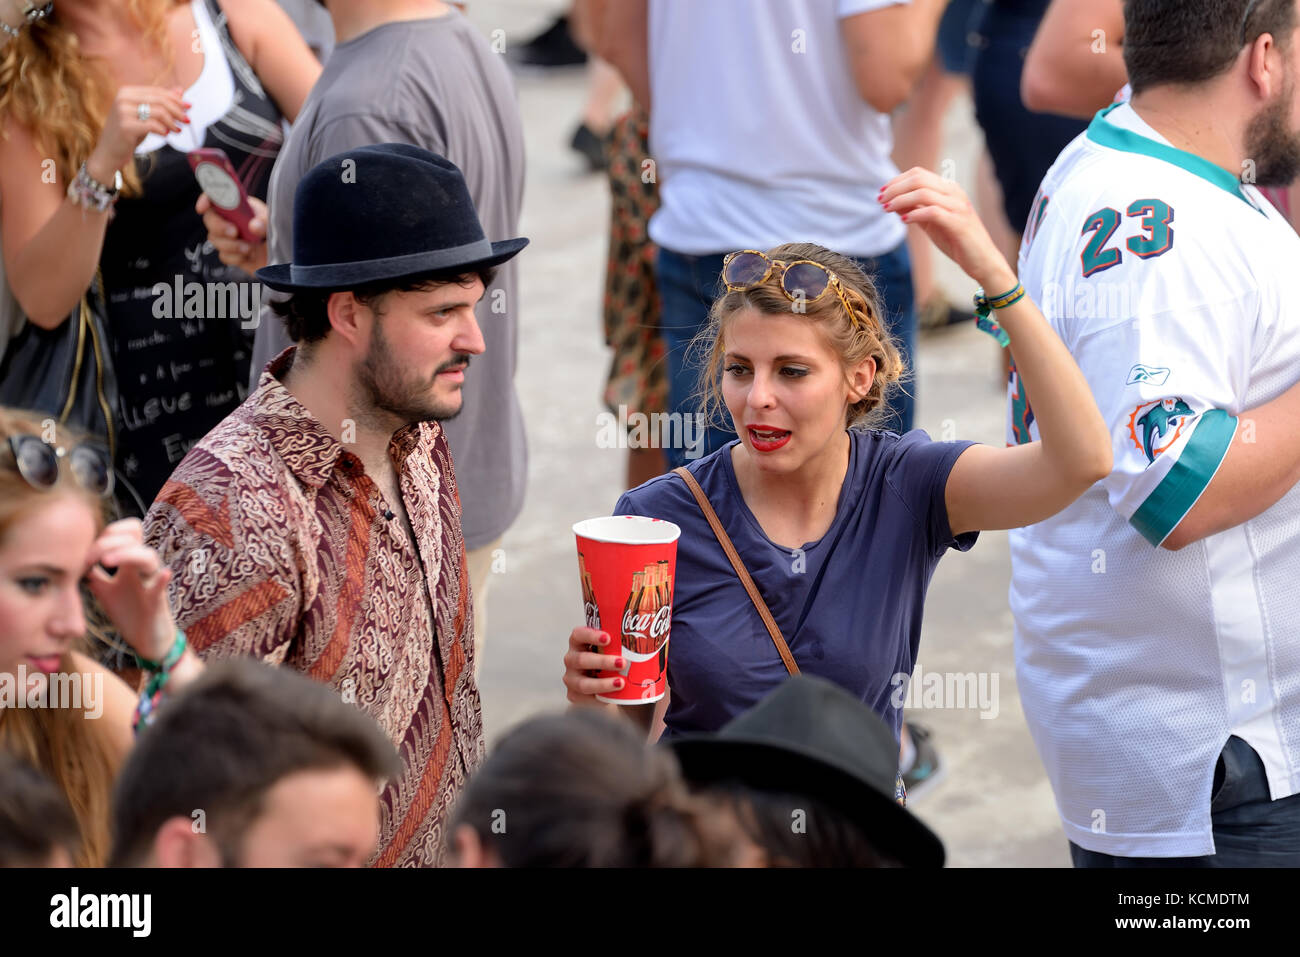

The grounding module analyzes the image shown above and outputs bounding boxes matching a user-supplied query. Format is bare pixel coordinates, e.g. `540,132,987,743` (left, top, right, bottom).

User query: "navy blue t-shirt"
614,429,978,743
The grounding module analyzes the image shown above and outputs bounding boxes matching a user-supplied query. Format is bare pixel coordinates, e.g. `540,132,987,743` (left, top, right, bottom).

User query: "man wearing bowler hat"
144,144,528,868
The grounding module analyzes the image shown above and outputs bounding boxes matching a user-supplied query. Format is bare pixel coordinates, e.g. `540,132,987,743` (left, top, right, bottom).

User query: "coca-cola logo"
584,601,600,629
621,606,671,643
649,605,671,639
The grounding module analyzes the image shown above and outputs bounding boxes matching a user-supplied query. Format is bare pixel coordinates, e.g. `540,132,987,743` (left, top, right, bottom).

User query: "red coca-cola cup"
573,515,680,704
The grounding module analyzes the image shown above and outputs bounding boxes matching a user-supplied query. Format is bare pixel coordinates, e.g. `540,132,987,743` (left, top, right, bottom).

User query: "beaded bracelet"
131,630,187,734
66,162,123,214
972,282,1026,349
0,2,52,40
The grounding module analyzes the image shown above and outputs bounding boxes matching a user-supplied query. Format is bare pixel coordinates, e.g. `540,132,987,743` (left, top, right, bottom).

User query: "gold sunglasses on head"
722,250,874,330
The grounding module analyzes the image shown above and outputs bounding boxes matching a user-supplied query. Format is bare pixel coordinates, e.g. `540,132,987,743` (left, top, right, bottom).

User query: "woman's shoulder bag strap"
672,466,799,676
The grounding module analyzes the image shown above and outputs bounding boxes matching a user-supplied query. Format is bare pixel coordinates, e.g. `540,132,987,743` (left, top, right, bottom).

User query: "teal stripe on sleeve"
1130,410,1238,547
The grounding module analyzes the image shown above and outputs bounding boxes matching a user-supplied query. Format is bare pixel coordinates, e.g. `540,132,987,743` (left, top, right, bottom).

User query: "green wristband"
135,629,187,674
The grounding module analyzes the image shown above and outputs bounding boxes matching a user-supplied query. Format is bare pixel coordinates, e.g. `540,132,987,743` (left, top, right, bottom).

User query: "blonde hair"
0,408,117,867
0,0,180,197
699,242,908,432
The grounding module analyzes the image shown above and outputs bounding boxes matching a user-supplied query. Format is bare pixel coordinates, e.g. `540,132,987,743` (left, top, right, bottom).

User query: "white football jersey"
1010,103,1300,857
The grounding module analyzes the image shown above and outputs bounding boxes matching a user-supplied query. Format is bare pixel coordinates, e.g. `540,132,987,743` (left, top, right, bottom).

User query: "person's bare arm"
0,124,107,327
882,168,1113,534
0,87,187,326
1022,0,1127,119
579,0,650,110
1159,390,1300,550
221,0,320,122
840,0,948,115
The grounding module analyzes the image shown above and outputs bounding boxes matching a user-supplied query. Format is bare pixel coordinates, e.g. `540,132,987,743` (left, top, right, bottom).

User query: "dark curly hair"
271,267,497,345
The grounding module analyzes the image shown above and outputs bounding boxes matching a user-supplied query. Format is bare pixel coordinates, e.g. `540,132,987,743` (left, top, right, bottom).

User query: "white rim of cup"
572,515,682,545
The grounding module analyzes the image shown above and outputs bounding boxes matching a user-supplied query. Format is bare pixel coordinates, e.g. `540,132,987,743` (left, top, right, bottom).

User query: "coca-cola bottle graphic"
641,570,663,655
621,570,646,658
655,560,672,607
654,560,673,679
578,552,600,630
617,565,675,694
622,565,665,654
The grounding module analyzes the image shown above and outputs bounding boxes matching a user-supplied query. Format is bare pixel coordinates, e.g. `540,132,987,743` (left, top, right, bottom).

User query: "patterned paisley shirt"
143,348,485,867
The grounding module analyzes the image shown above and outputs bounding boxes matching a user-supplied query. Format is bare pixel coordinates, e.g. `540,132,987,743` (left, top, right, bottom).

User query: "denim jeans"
1069,736,1300,867
655,243,917,470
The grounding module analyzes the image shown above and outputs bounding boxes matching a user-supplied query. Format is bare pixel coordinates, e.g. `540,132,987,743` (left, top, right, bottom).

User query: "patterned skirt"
602,107,668,419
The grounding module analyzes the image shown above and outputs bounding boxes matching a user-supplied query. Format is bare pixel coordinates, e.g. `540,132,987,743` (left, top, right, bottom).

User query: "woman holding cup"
564,168,1113,762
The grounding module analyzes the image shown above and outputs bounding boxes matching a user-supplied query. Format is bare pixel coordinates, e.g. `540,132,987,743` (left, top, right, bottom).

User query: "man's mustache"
436,355,472,375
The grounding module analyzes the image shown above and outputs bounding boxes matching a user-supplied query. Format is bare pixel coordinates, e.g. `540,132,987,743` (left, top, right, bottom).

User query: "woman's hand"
84,519,177,663
197,194,268,273
86,86,191,183
563,626,627,707
880,166,1017,294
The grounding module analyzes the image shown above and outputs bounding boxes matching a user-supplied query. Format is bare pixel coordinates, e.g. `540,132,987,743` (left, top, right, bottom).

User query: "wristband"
972,282,1025,349
134,628,187,673
132,630,187,734
984,282,1026,310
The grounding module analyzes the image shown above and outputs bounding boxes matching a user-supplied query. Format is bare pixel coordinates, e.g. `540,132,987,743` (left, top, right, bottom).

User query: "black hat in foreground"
256,143,528,292
667,674,945,867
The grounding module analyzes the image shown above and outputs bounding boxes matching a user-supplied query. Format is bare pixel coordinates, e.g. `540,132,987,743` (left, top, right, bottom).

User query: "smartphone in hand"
187,147,260,244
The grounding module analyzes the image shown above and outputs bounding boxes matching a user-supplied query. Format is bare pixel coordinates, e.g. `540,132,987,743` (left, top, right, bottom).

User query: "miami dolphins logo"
1128,397,1194,463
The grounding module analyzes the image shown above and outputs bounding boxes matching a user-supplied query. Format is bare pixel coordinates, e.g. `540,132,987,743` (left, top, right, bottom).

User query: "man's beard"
356,320,470,424
1245,73,1300,188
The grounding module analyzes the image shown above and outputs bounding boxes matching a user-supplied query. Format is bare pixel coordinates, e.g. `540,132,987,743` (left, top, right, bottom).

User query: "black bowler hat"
667,674,945,867
256,143,528,292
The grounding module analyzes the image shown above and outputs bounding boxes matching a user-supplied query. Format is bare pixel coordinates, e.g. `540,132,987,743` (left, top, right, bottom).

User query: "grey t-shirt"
251,12,528,550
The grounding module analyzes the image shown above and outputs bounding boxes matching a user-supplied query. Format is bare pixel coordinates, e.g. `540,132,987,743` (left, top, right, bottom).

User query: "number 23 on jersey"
1080,199,1175,277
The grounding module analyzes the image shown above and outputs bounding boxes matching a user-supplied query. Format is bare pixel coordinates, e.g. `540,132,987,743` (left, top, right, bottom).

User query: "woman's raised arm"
879,167,1113,536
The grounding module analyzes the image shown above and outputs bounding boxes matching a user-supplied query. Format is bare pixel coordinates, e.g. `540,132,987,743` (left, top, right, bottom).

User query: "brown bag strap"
673,467,799,676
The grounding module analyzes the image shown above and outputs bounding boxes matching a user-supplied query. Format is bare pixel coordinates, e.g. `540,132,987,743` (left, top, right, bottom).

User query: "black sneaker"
570,123,609,172
900,722,946,800
510,16,588,68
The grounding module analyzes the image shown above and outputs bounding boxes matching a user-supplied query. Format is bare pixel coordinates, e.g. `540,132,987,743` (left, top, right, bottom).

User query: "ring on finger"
137,102,151,122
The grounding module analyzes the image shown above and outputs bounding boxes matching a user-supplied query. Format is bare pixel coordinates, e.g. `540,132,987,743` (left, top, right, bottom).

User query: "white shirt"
647,0,907,258
137,0,235,156
1010,102,1300,857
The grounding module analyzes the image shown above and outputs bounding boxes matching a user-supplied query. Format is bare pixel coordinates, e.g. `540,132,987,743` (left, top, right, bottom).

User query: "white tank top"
136,0,235,155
